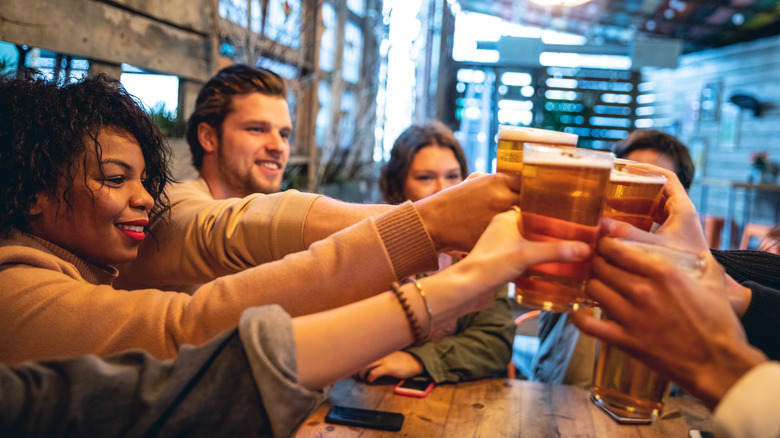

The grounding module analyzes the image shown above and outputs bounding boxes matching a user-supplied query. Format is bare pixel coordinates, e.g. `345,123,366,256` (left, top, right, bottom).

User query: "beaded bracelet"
390,281,432,346
413,280,434,343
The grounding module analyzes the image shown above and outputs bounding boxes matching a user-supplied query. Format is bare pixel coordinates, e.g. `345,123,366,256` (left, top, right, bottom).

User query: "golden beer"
515,145,614,312
591,240,705,423
602,163,666,232
496,126,578,176
592,334,670,423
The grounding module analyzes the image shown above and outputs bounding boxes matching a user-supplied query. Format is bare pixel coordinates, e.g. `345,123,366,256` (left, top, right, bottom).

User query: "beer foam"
524,147,614,169
498,125,578,145
610,169,667,184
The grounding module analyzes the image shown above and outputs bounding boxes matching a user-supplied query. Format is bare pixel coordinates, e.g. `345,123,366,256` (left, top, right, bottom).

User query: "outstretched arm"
572,237,767,409
293,209,589,389
355,296,515,383
598,165,754,317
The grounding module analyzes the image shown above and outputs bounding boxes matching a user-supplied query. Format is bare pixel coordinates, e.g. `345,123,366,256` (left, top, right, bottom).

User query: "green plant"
148,104,184,138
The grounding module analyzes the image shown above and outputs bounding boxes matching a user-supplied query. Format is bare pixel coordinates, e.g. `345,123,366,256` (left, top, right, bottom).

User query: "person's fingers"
358,362,381,382
596,238,676,280
629,163,684,196
571,308,630,346
599,217,657,243
586,276,638,323
590,252,650,302
491,170,522,193
516,240,591,270
365,365,387,383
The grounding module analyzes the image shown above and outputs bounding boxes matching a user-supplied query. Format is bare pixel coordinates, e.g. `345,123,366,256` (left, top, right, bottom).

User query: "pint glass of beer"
602,160,667,232
496,126,578,176
591,240,706,424
514,145,614,312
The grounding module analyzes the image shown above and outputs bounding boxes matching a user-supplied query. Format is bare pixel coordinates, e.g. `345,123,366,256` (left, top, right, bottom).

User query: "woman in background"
356,121,516,384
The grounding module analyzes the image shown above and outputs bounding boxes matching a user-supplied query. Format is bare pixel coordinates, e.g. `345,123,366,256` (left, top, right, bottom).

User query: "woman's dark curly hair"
379,120,469,205
0,70,173,234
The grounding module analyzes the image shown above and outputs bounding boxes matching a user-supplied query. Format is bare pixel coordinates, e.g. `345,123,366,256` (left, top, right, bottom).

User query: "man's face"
624,149,676,174
215,93,291,197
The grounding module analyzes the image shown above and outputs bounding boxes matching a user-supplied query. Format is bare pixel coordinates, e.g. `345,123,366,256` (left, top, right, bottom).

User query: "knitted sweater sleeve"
115,179,321,290
0,202,438,363
709,249,780,360
740,281,780,361
711,249,780,290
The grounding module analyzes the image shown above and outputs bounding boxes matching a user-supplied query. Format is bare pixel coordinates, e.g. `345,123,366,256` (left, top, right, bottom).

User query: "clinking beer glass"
496,125,578,176
591,240,706,424
602,159,667,232
514,145,614,312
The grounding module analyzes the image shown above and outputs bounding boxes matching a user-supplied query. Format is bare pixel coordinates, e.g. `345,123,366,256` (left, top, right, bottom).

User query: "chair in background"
702,215,725,249
701,214,739,249
739,223,773,250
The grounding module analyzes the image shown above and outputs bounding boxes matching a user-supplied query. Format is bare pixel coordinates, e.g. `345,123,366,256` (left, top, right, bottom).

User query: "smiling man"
115,64,524,296
190,65,291,198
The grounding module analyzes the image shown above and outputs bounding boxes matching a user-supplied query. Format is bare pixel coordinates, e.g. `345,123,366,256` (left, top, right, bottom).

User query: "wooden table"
296,378,713,437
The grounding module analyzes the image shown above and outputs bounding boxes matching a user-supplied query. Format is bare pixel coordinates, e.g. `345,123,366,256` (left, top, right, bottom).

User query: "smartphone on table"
325,405,404,431
393,376,435,398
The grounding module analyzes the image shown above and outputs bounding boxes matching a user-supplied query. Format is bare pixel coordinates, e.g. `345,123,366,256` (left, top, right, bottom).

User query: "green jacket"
404,294,515,383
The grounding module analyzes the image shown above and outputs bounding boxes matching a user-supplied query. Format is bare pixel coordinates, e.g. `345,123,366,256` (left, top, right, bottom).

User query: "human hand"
353,351,424,383
599,164,708,254
571,238,767,409
414,173,521,254
423,208,590,322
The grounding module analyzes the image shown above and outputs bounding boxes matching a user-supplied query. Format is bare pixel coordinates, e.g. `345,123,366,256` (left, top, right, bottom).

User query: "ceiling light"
528,0,593,6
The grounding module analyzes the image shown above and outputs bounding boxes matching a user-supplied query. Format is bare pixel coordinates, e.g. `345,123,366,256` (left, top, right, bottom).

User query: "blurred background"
3,0,780,249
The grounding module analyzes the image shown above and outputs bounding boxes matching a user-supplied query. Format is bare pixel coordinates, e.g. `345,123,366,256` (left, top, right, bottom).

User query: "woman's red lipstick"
116,219,148,242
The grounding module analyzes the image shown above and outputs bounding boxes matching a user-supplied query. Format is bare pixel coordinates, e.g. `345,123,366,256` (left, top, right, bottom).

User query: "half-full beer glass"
591,240,706,424
602,160,667,232
514,145,614,312
496,126,578,176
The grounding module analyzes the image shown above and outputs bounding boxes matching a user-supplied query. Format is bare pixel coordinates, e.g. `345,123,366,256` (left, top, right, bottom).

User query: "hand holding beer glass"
514,145,614,312
590,240,706,424
590,163,672,423
602,159,667,232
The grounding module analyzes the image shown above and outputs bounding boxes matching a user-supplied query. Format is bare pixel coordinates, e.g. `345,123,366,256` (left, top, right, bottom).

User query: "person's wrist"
417,267,478,330
413,197,444,251
690,343,767,410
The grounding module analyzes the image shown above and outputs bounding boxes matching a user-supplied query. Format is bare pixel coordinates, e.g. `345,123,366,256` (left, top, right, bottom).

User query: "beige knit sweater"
0,202,437,363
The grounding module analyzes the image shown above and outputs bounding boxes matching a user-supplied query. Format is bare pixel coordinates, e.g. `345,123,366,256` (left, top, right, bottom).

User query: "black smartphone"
324,405,404,431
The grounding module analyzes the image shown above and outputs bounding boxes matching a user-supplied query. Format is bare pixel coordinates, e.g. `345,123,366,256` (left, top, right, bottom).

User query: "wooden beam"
99,0,213,35
0,0,214,81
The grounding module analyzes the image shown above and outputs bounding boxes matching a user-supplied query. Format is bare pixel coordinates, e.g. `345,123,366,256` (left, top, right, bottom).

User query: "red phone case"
393,378,434,398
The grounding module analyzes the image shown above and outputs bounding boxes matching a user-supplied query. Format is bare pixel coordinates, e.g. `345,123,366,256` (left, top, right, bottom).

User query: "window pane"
219,0,262,33
347,0,364,16
339,90,357,149
316,80,331,146
120,70,179,114
256,58,298,79
267,0,301,48
319,2,336,72
343,21,362,83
